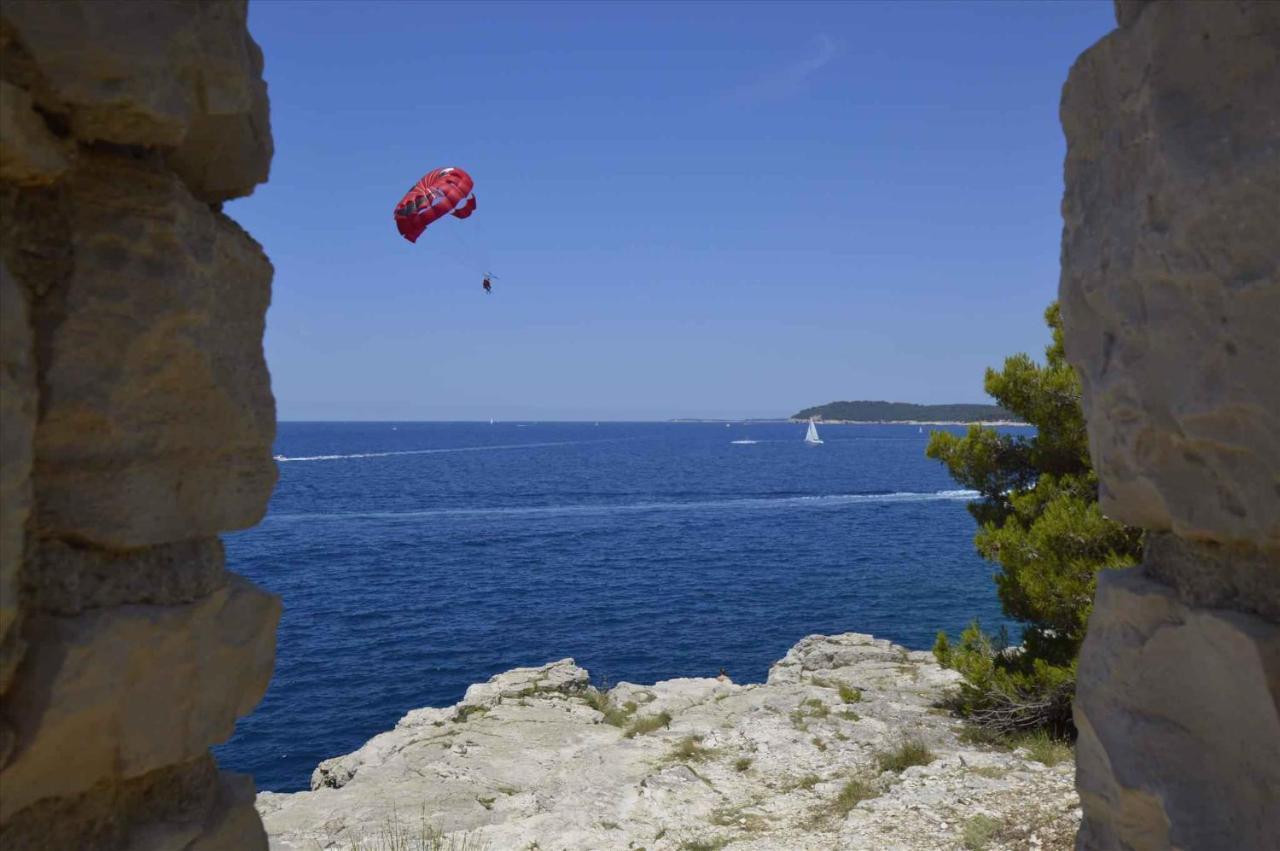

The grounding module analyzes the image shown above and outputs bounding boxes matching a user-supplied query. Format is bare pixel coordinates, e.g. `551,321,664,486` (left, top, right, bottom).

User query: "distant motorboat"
731,439,758,445
804,418,823,445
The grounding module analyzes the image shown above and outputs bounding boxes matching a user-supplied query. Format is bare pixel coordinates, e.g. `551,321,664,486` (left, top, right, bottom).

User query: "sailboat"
804,418,823,445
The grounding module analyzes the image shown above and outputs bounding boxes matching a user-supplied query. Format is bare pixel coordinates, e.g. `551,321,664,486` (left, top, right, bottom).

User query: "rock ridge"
260,633,1079,851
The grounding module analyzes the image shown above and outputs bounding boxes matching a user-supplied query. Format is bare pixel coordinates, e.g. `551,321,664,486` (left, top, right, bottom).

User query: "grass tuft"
664,734,717,764
876,738,935,773
830,778,878,816
962,814,1003,850
733,756,753,772
838,684,863,703
454,705,489,723
677,838,729,851
624,711,673,738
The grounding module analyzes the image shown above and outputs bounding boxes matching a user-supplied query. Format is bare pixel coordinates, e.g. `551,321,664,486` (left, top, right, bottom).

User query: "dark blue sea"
216,421,1025,792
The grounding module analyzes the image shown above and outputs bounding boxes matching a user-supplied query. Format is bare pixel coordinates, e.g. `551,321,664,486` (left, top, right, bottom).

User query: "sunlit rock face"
0,1,278,847
1059,1,1280,848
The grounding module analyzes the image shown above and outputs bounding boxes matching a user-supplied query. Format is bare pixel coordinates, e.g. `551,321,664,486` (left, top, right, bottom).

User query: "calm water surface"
217,421,1024,791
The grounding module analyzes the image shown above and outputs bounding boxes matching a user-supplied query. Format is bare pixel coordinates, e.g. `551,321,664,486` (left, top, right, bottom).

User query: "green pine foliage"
927,304,1142,736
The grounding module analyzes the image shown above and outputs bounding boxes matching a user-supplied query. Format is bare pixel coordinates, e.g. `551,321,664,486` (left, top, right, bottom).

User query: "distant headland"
791,400,1022,425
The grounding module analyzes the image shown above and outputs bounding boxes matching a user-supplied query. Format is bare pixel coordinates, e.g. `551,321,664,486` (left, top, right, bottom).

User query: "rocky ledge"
258,634,1079,850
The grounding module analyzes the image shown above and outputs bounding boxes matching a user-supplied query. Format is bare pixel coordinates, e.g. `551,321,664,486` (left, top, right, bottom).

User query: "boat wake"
274,440,598,463
267,489,981,522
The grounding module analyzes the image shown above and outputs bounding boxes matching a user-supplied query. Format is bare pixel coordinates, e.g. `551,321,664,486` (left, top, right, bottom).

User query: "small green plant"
733,756,753,772
455,705,489,722
830,778,877,816
583,688,611,713
1015,729,1073,766
962,814,1003,850
801,697,830,718
476,796,495,811
664,734,716,764
838,684,862,703
957,725,1072,766
837,709,860,722
876,738,935,773
970,765,1007,779
335,809,490,851
811,737,828,752
677,838,728,851
623,711,672,738
794,773,821,790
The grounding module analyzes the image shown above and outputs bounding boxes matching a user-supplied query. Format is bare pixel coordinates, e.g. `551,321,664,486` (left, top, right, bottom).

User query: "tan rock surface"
33,149,276,549
0,575,280,821
1,0,271,200
260,634,1080,851
0,79,69,185
1058,0,1280,549
0,260,34,696
1074,567,1280,850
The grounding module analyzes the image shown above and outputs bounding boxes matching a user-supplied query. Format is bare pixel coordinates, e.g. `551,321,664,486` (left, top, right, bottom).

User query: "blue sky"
234,0,1114,421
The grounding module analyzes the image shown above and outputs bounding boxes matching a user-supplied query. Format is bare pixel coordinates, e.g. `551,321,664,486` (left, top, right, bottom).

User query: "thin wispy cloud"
729,34,841,105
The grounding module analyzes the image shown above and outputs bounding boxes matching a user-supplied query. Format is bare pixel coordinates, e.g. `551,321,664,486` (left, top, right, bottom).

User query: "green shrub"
928,303,1141,737
837,684,862,703
733,756,753,772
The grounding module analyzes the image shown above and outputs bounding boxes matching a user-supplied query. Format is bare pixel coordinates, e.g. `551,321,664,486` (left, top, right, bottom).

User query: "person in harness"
482,276,492,293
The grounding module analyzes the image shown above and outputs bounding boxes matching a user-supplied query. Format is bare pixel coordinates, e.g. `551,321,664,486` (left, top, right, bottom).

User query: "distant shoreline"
786,419,1030,427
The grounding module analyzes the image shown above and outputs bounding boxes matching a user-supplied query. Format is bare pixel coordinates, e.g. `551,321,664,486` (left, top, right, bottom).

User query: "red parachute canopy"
393,167,476,243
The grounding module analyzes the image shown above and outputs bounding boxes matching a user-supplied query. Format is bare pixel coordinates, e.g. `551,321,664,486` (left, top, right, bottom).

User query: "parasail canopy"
393,167,476,243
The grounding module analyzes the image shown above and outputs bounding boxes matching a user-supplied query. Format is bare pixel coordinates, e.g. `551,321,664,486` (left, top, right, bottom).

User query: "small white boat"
731,439,758,445
804,418,823,445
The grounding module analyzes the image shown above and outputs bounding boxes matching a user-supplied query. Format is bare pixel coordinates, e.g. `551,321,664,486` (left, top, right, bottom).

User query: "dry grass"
663,734,718,764
332,810,489,851
623,711,673,738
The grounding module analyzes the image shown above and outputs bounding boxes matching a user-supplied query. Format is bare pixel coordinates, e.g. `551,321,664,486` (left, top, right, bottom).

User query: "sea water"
216,421,1024,791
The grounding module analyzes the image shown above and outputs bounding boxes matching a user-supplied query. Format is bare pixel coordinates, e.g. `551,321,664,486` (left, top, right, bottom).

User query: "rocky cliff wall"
1059,1,1280,848
0,2,278,848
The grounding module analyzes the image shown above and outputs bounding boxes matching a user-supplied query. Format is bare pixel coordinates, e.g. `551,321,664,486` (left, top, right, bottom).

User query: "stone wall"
0,2,279,848
1059,1,1279,848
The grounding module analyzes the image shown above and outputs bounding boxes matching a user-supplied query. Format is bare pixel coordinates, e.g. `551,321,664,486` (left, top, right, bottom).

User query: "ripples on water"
218,421,1025,791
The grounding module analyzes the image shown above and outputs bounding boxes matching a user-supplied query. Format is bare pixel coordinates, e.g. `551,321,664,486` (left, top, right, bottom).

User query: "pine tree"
927,303,1142,735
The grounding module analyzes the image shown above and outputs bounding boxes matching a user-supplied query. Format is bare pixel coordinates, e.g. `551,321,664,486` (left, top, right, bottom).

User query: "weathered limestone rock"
1,1,278,846
27,537,229,615
0,575,280,822
1061,2,1280,849
0,80,70,185
0,754,266,851
262,634,1081,851
1059,0,1280,549
33,149,277,549
0,260,34,698
1074,568,1280,849
1,0,271,200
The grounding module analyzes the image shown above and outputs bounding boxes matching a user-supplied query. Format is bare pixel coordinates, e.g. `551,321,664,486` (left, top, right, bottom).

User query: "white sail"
804,418,823,445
